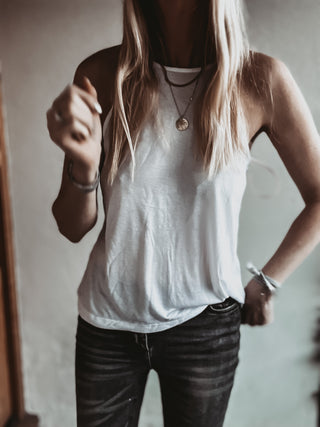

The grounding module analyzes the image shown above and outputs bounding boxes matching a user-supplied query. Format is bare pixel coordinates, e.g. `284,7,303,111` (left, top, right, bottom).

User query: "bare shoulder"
245,50,294,104
248,51,306,131
75,45,120,78
73,45,121,118
245,51,320,205
243,51,275,94
242,50,293,143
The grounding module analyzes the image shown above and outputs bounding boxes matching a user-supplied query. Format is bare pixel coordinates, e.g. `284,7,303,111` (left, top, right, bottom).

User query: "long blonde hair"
106,0,251,185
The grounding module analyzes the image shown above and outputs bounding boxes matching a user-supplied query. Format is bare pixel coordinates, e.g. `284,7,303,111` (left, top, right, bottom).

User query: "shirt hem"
78,301,210,333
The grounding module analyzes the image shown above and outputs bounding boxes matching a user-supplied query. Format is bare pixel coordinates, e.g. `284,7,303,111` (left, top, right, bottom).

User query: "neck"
155,0,211,68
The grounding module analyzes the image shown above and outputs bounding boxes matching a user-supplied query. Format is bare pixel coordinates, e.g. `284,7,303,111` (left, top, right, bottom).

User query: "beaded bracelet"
67,159,100,193
246,261,281,293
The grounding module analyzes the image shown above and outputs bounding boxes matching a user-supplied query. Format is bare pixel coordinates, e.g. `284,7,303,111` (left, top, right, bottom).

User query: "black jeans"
75,298,242,427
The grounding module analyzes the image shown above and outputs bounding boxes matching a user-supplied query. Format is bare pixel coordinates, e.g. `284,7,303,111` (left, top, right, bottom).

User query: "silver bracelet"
67,160,100,193
246,261,281,293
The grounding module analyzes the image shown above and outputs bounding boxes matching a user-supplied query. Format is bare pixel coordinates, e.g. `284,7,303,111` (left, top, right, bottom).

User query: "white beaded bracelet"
246,261,281,293
67,160,100,193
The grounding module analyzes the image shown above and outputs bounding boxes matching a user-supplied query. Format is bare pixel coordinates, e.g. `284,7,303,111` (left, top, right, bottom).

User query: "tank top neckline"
153,61,215,74
102,62,216,134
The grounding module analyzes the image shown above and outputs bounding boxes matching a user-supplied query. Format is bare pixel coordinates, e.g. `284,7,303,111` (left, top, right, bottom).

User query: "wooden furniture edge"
0,73,39,425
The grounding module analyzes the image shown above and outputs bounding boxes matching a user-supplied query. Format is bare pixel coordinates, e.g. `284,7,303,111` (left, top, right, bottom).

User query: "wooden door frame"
0,73,38,426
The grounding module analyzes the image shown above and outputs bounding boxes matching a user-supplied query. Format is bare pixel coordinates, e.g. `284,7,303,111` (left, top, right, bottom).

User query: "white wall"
0,1,319,426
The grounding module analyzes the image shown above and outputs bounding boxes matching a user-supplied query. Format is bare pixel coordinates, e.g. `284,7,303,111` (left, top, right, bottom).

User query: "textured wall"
0,0,319,426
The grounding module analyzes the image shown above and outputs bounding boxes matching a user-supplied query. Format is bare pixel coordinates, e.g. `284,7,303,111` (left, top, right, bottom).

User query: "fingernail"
94,102,102,114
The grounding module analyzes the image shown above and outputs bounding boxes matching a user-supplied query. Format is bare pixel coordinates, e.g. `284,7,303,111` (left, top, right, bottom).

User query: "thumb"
77,75,98,99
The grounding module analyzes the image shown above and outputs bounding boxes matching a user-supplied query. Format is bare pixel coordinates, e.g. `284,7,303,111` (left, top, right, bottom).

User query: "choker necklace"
161,65,202,131
162,70,201,88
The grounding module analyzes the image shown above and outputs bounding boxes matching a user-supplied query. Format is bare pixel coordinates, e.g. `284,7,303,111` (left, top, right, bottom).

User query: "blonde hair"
106,0,251,185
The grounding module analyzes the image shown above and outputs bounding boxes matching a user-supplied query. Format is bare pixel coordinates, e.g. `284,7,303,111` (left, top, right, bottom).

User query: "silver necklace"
161,65,202,131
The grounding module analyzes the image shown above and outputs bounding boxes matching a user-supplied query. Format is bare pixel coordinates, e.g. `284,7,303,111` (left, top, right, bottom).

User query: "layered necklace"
160,64,203,131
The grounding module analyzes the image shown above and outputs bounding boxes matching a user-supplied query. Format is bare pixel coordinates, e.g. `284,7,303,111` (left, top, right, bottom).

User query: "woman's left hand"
241,278,274,326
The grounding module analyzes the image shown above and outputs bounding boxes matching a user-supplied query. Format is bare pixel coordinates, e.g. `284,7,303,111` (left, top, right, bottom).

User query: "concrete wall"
0,0,319,426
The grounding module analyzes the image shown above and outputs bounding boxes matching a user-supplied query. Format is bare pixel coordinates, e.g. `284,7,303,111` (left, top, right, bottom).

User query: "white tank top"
77,62,252,333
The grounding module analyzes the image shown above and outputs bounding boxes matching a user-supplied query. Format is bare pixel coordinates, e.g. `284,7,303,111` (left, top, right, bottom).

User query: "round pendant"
176,117,189,131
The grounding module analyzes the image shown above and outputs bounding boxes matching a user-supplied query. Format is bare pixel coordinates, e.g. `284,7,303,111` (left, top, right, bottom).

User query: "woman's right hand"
46,75,102,176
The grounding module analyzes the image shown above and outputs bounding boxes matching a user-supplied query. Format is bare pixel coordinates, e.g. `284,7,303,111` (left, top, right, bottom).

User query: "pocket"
207,297,240,314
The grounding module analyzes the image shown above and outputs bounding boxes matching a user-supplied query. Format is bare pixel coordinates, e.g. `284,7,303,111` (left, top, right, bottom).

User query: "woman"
46,0,320,426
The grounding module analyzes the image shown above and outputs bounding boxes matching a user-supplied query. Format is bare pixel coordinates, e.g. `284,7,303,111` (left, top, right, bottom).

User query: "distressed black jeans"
75,298,242,427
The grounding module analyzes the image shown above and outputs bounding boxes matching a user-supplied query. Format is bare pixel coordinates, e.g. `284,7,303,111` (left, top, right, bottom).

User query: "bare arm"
242,57,320,325
48,67,103,243
48,47,119,243
263,59,320,280
51,150,100,243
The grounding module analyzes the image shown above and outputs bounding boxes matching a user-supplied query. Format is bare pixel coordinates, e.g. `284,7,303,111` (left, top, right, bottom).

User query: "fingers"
54,82,101,119
241,290,274,326
46,81,102,146
241,306,270,326
46,107,90,146
52,93,94,133
243,309,273,326
76,75,100,103
73,75,102,113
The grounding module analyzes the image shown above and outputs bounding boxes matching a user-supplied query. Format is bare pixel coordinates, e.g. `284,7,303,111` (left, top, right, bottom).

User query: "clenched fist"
46,75,102,174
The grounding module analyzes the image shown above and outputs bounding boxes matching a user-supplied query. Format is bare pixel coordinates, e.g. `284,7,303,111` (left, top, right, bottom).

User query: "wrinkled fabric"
76,299,241,427
77,63,251,333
